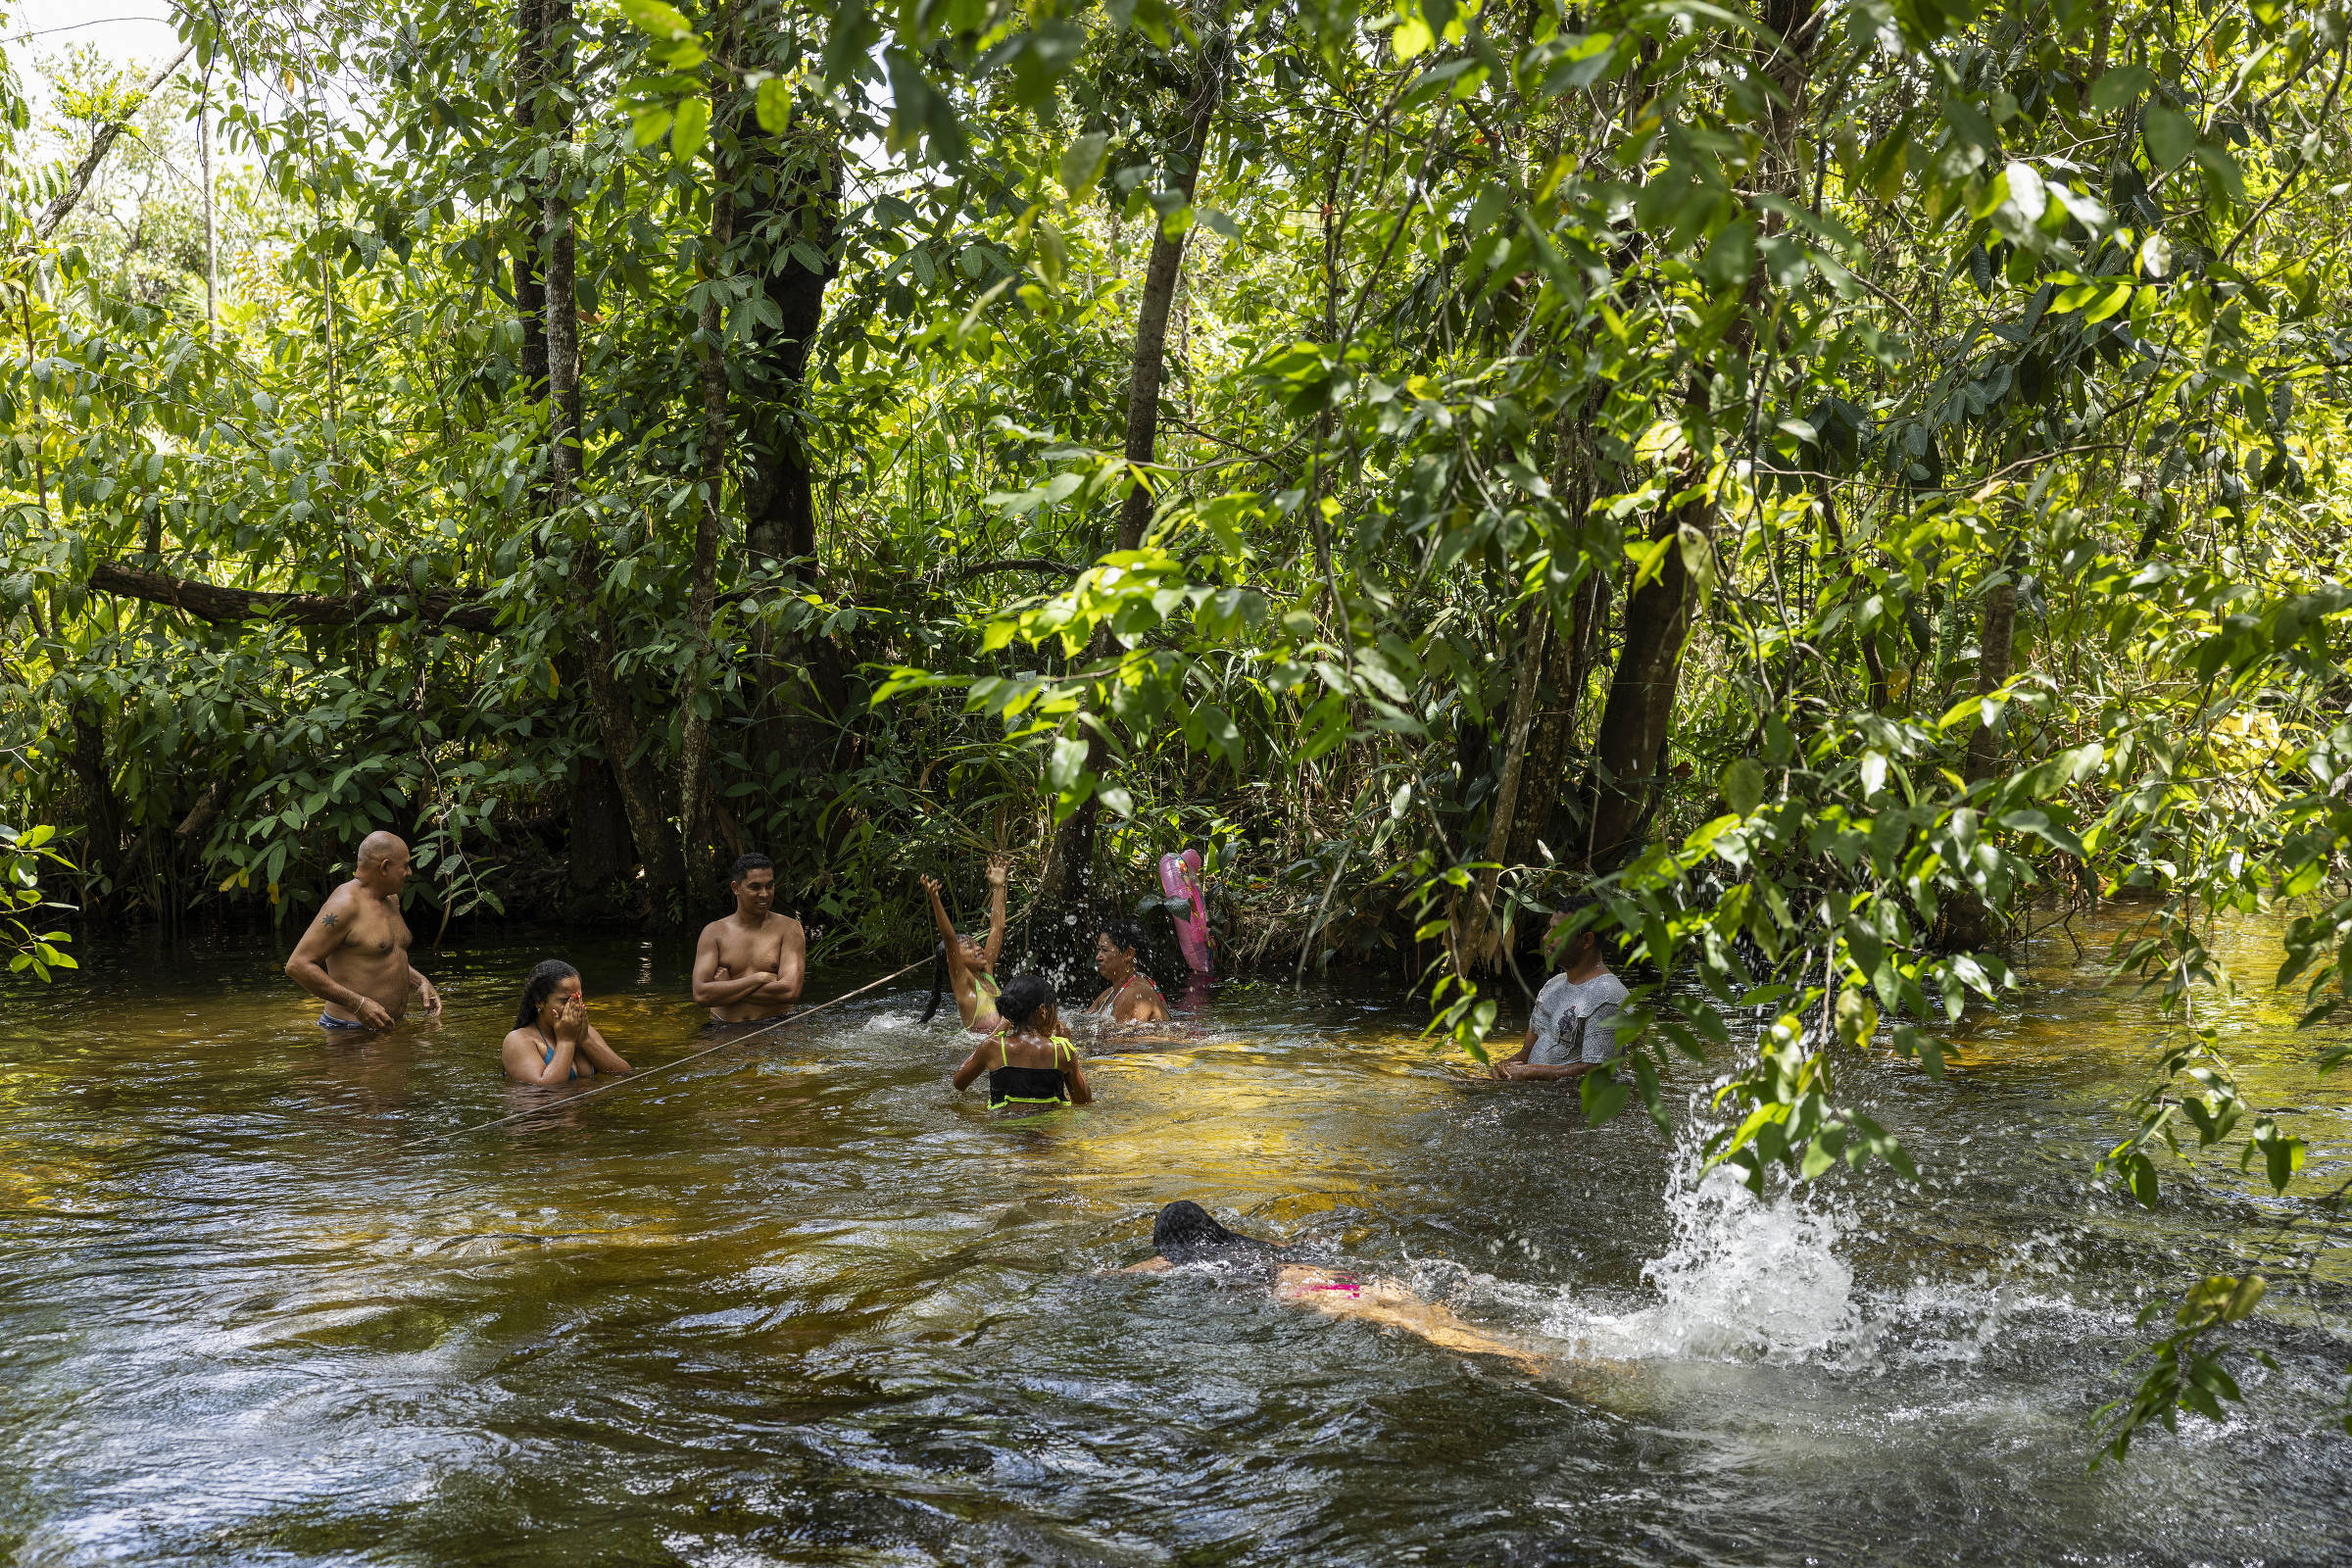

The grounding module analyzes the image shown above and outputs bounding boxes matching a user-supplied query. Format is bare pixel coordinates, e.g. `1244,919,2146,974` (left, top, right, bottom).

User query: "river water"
4,911,2350,1565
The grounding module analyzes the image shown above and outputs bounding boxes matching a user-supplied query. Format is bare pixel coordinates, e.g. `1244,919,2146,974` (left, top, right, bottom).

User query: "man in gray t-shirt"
1496,905,1627,1084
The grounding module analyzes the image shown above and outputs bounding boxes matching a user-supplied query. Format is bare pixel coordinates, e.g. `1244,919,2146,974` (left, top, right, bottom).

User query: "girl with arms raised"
918,856,1008,1033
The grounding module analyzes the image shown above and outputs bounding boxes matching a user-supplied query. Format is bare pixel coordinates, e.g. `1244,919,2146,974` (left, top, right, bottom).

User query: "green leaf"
1719,756,1766,815
2143,105,2195,171
672,96,710,166
1580,1067,1630,1126
615,0,693,39
1058,130,1109,197
631,105,674,148
755,77,793,134
2086,63,2153,115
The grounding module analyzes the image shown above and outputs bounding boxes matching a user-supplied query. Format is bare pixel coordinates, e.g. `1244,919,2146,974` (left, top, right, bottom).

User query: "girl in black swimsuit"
951,973,1092,1114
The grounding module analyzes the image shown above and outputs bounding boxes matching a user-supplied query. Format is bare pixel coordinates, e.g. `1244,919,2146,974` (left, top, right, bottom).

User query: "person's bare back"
692,854,807,1023
284,832,440,1029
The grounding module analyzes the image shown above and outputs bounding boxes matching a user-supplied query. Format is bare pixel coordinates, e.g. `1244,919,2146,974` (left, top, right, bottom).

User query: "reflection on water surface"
3,912,2351,1565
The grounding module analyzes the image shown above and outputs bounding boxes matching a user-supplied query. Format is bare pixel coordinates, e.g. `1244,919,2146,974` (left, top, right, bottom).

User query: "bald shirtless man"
691,852,807,1024
284,831,443,1030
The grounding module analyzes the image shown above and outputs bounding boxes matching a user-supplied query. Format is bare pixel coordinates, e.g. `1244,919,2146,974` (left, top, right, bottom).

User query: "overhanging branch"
88,560,505,634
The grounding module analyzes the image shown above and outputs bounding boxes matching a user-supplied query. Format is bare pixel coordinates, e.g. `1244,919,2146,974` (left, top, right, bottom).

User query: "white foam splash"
1542,1140,1857,1363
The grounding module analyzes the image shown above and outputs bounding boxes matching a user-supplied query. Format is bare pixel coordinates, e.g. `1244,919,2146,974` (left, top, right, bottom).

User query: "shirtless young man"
284,830,443,1030
691,853,808,1024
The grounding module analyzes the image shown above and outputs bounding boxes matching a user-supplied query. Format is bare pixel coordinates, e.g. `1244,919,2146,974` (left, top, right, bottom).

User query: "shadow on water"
2,911,2351,1564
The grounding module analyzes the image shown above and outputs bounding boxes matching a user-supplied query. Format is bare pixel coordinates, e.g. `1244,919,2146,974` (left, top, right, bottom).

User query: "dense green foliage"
5,0,2351,1454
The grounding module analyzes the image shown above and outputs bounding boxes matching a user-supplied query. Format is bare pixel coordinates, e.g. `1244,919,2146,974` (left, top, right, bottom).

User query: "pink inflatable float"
1157,849,1214,977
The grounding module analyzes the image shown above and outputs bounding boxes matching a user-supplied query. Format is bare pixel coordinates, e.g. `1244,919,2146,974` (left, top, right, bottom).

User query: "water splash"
1540,1135,1857,1363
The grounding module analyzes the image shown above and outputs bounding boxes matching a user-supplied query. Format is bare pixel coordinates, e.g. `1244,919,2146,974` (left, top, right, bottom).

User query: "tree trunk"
199,65,217,328
1040,34,1227,912
68,699,122,908
1580,503,1700,868
540,0,685,918
1815,481,1887,710
1454,605,1548,970
1965,573,2017,783
513,0,548,394
1944,564,2019,951
737,135,844,827
678,182,735,911
565,745,634,910
740,144,839,569
1510,583,1598,869
541,5,580,507
1510,393,1606,872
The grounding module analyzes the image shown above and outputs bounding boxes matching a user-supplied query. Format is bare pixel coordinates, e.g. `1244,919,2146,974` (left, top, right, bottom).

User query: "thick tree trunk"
565,746,635,908
737,137,843,829
678,186,735,911
739,144,839,569
1580,504,1700,868
1041,35,1226,913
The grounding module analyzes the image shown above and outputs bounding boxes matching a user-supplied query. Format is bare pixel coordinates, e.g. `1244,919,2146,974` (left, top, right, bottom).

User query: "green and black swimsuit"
988,1034,1077,1112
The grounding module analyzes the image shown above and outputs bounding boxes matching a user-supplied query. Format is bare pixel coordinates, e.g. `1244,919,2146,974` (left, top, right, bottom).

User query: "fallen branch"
88,560,504,633
958,557,1085,581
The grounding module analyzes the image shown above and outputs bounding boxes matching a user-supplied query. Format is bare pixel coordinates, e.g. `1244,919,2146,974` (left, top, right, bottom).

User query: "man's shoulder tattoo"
322,913,339,928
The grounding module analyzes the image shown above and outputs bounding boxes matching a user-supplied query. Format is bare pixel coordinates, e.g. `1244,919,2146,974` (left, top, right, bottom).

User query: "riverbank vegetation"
4,0,2351,1452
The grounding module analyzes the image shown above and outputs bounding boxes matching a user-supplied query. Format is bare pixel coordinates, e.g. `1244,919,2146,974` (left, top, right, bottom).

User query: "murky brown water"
3,909,2350,1564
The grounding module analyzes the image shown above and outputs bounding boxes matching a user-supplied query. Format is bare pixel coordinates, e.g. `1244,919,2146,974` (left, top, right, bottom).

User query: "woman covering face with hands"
502,959,634,1085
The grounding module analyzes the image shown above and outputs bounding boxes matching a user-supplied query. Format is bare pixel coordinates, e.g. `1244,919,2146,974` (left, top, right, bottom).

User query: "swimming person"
918,855,1007,1032
1088,918,1169,1022
284,830,442,1029
1494,900,1629,1084
951,972,1091,1113
502,960,633,1085
1123,1201,1544,1372
692,853,808,1025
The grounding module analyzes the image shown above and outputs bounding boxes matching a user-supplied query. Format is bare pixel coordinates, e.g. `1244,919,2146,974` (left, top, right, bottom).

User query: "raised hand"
919,874,942,896
985,856,1008,888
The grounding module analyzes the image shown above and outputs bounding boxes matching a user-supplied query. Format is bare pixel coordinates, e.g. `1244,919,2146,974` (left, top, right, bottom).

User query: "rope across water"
411,956,931,1147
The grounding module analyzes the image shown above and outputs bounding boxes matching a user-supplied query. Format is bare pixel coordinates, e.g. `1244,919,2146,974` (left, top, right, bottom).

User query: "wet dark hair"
995,972,1056,1027
920,940,950,1025
1152,1200,1291,1265
1547,896,1603,959
1099,917,1149,956
730,852,774,885
514,959,579,1030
